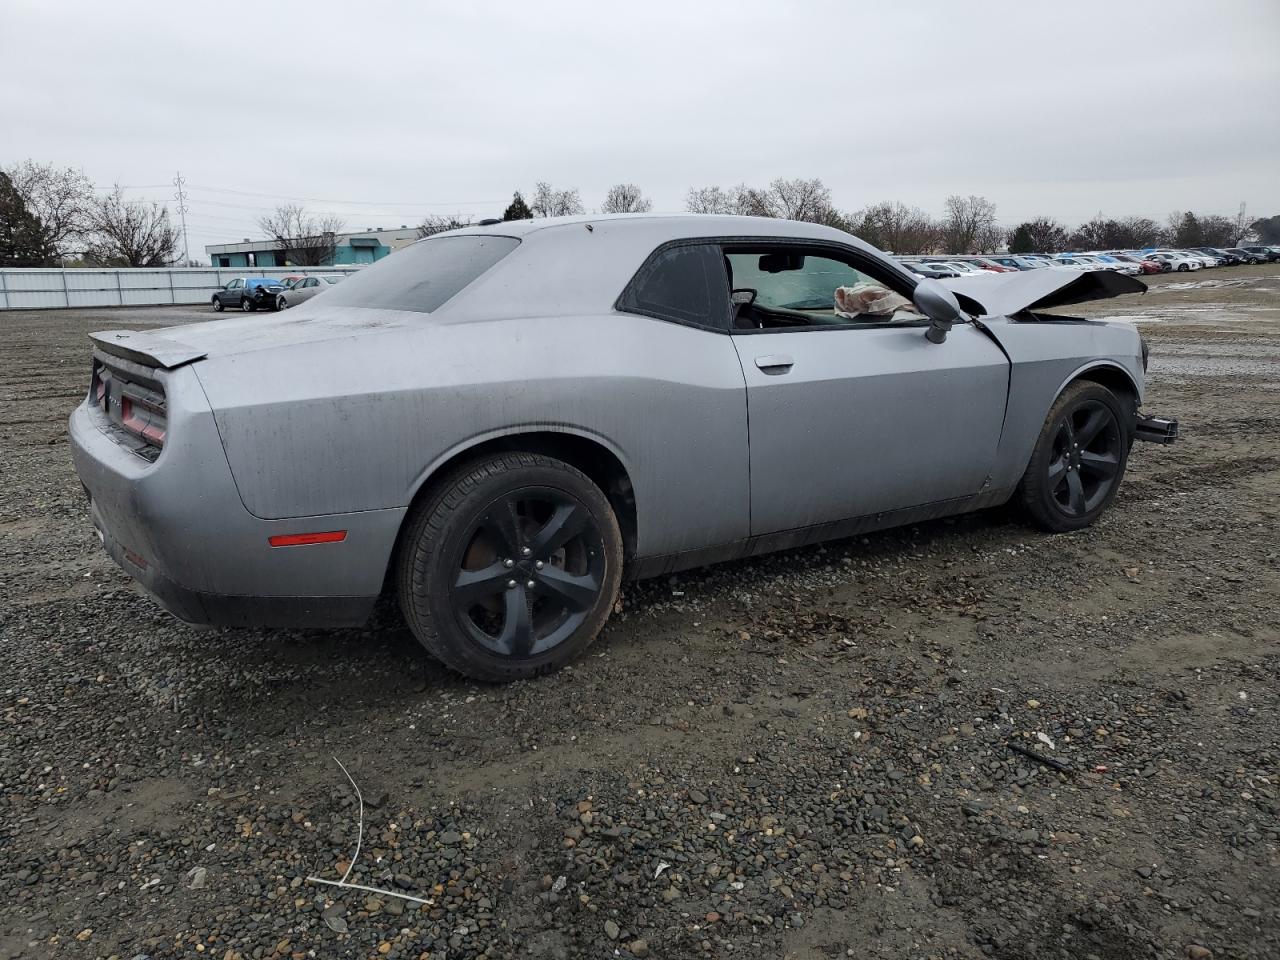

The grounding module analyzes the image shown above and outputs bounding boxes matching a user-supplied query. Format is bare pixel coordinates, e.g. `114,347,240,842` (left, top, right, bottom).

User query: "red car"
964,257,1018,273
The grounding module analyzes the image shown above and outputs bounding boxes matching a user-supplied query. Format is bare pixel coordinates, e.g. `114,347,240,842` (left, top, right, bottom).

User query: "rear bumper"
69,373,404,629
87,495,377,627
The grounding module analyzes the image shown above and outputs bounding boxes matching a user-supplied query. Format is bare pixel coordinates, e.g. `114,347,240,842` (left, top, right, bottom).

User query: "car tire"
397,452,624,682
277,296,287,310
1177,263,1189,272
241,297,255,311
1016,380,1130,534
212,296,224,312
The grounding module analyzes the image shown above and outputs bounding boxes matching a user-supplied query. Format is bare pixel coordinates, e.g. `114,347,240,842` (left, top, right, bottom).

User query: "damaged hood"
939,269,1146,317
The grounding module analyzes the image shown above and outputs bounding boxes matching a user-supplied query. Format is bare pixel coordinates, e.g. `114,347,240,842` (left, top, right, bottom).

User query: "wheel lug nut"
503,559,514,568
507,579,517,589
521,547,531,557
526,580,536,589
535,560,544,569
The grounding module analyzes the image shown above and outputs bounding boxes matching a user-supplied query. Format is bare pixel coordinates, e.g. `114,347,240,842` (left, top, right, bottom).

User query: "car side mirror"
912,278,964,344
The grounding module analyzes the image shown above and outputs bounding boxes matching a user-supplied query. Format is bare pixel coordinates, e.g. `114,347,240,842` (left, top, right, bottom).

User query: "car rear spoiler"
89,330,208,370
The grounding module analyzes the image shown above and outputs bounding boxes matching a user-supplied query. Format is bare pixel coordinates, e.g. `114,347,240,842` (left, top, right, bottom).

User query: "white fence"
0,267,361,311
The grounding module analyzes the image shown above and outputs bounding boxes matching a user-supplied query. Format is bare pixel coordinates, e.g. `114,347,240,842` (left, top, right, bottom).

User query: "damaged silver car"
70,215,1177,681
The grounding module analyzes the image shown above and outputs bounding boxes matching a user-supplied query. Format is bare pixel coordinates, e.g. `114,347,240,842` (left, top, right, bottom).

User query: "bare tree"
4,159,95,258
685,183,776,217
941,194,1001,254
768,177,834,223
417,214,473,238
850,201,941,254
258,204,345,266
530,182,584,218
601,183,652,214
686,185,733,214
84,185,179,267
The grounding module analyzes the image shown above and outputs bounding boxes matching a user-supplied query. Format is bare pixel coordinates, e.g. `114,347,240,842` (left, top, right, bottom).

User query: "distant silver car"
277,273,345,310
70,215,1177,681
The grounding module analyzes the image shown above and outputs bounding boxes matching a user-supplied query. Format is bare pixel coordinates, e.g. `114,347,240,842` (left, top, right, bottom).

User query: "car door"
724,242,1010,537
298,277,319,302
225,278,242,304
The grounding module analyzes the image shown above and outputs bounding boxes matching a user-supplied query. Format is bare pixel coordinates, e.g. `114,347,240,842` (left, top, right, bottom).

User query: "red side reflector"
268,530,347,548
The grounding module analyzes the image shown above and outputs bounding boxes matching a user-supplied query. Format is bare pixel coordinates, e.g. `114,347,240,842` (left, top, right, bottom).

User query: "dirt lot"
2,267,1278,960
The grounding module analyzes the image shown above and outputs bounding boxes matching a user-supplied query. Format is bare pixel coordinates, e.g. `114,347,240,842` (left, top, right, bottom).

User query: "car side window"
617,243,730,331
723,247,923,332
228,279,242,290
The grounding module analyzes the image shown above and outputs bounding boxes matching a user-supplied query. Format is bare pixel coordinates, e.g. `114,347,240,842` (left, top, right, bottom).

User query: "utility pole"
173,171,191,266
1236,201,1248,245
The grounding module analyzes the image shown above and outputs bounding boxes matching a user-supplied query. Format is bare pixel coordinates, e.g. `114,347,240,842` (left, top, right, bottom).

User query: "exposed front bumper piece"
1135,412,1179,444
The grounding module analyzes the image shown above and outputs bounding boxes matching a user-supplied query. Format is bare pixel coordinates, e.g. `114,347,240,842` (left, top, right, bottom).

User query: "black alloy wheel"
1045,399,1123,519
449,487,606,658
398,452,623,681
1017,380,1130,532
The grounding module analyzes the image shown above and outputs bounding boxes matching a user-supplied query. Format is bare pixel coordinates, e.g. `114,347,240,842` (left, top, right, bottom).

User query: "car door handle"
754,354,794,373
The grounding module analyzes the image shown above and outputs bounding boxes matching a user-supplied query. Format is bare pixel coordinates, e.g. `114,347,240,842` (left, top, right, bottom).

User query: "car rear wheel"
212,296,224,312
241,297,255,311
1016,380,1129,533
398,452,623,682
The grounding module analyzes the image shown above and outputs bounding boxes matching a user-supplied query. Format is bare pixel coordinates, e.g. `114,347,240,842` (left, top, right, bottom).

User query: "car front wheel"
277,296,288,310
1016,380,1130,533
398,452,624,682
212,296,224,312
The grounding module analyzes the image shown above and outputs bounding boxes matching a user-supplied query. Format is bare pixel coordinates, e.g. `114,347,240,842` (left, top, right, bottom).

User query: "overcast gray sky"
4,0,1277,259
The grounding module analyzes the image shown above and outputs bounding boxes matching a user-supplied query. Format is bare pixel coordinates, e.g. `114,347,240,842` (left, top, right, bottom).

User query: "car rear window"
322,235,519,313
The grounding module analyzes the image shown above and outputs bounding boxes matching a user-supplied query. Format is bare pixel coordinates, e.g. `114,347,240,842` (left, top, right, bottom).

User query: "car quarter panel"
193,311,751,557
68,364,403,607
982,316,1145,490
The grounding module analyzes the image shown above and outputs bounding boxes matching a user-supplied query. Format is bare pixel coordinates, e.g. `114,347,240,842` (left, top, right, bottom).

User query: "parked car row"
210,274,347,312
898,244,1279,279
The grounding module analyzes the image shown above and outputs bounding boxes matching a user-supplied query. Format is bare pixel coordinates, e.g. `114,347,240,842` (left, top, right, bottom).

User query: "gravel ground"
2,267,1278,960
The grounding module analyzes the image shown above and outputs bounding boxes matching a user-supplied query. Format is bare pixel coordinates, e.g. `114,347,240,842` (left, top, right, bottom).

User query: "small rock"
439,830,462,845
324,914,348,934
630,939,650,957
604,918,620,941
186,866,208,890
1185,947,1212,960
688,789,708,805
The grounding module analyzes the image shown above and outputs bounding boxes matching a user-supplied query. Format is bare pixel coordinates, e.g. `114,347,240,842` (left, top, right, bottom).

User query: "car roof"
429,214,901,322
437,212,861,244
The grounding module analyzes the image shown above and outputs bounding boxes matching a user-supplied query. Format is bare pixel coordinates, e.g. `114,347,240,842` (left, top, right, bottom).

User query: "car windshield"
321,236,520,313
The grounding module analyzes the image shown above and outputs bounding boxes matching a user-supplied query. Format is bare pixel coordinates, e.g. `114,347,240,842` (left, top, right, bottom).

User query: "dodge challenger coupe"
70,215,1177,681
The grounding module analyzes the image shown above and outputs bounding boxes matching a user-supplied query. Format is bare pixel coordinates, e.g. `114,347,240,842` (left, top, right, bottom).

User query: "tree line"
1,161,180,267
4,160,1275,268
425,177,1272,254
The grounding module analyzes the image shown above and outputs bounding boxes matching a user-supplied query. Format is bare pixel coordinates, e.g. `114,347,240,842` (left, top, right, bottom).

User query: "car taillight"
120,394,166,447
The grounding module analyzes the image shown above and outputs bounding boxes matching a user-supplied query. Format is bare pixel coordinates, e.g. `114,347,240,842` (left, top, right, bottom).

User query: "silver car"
70,215,1177,681
277,273,345,310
